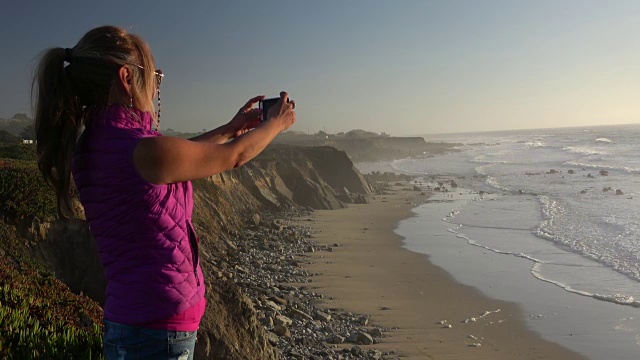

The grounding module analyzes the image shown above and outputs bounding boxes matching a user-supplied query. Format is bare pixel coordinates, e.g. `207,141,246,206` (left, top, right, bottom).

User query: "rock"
274,324,290,337
290,308,314,321
580,190,587,194
413,185,421,191
603,186,612,192
264,300,281,312
347,332,358,343
267,331,279,345
274,315,293,327
288,350,304,359
368,328,383,337
368,349,383,359
548,169,559,174
314,310,331,322
252,213,261,226
263,316,274,328
351,346,366,356
600,170,609,176
568,169,575,174
357,315,369,326
587,173,594,178
353,193,368,204
270,296,288,306
328,334,345,344
616,189,624,195
271,220,284,232
355,331,374,345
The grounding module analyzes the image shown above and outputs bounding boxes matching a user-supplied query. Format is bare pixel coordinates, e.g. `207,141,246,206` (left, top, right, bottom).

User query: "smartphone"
259,97,280,123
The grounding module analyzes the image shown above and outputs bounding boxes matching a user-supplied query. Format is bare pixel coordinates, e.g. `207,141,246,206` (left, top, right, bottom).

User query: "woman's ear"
117,66,132,96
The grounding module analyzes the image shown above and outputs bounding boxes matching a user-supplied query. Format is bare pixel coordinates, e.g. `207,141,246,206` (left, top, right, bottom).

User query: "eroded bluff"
30,145,371,360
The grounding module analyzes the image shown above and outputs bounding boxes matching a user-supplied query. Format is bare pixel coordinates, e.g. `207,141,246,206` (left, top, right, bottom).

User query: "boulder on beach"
568,169,575,174
348,331,374,345
600,170,609,176
616,189,624,195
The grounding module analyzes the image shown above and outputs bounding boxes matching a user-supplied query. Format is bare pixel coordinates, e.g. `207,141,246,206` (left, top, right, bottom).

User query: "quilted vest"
71,105,205,324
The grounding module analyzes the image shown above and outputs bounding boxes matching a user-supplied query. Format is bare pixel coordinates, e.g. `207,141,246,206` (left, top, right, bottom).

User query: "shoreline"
299,184,587,359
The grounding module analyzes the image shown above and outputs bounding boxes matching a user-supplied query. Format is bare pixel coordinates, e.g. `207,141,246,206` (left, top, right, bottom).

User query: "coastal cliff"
0,144,371,359
274,133,459,162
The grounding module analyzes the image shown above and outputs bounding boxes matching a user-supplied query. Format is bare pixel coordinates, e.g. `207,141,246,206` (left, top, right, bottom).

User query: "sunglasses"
130,64,164,130
130,64,164,88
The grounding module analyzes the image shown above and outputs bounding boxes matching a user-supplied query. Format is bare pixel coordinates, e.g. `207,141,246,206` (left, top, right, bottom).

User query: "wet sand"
299,185,587,359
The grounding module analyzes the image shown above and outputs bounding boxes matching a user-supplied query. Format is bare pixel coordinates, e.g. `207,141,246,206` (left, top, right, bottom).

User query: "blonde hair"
32,25,158,219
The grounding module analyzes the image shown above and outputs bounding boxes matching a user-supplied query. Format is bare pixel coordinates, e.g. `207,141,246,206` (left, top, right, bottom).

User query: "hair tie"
64,48,73,63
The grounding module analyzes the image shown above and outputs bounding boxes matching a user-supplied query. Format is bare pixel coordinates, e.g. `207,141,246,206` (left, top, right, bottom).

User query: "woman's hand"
267,91,296,132
228,95,264,138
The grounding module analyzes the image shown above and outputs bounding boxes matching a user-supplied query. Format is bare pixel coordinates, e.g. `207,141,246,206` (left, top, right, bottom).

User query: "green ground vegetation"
0,146,104,359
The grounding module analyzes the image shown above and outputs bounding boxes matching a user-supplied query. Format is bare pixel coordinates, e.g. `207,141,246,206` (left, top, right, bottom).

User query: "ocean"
357,123,640,359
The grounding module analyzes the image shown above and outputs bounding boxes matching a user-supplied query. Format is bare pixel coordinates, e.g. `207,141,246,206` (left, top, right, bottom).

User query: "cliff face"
5,145,370,360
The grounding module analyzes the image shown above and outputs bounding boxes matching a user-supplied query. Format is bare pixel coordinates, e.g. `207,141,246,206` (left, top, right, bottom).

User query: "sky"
2,0,640,135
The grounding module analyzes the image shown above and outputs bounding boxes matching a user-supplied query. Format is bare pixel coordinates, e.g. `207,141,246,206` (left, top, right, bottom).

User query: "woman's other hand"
228,95,265,138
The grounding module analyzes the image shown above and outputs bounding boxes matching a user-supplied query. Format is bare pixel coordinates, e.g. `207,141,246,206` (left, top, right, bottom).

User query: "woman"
33,25,295,360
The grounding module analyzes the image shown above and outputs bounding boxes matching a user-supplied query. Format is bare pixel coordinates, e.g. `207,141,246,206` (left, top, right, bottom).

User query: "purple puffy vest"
72,105,205,324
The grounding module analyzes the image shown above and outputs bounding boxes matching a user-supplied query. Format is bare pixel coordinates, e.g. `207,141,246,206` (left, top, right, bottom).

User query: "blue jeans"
103,320,197,360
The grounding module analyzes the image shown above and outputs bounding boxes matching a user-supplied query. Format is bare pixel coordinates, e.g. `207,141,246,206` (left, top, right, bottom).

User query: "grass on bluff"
0,144,104,359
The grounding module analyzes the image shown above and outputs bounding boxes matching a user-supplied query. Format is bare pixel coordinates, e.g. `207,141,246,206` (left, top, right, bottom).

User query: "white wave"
531,264,640,307
526,140,547,148
563,146,608,156
389,159,427,175
470,158,509,165
595,138,612,143
447,223,640,309
475,164,491,175
485,176,511,191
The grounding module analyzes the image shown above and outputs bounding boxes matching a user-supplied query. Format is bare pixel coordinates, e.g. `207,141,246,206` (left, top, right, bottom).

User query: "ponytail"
32,47,83,221
32,26,159,221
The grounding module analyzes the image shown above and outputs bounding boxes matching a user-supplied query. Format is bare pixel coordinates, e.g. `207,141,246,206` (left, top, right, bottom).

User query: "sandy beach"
299,184,587,360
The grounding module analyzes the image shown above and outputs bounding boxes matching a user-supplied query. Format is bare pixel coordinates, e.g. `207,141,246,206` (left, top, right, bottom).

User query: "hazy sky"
2,0,640,135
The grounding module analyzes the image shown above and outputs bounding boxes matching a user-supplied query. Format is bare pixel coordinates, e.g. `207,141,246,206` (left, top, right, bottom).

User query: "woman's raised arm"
133,92,295,185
